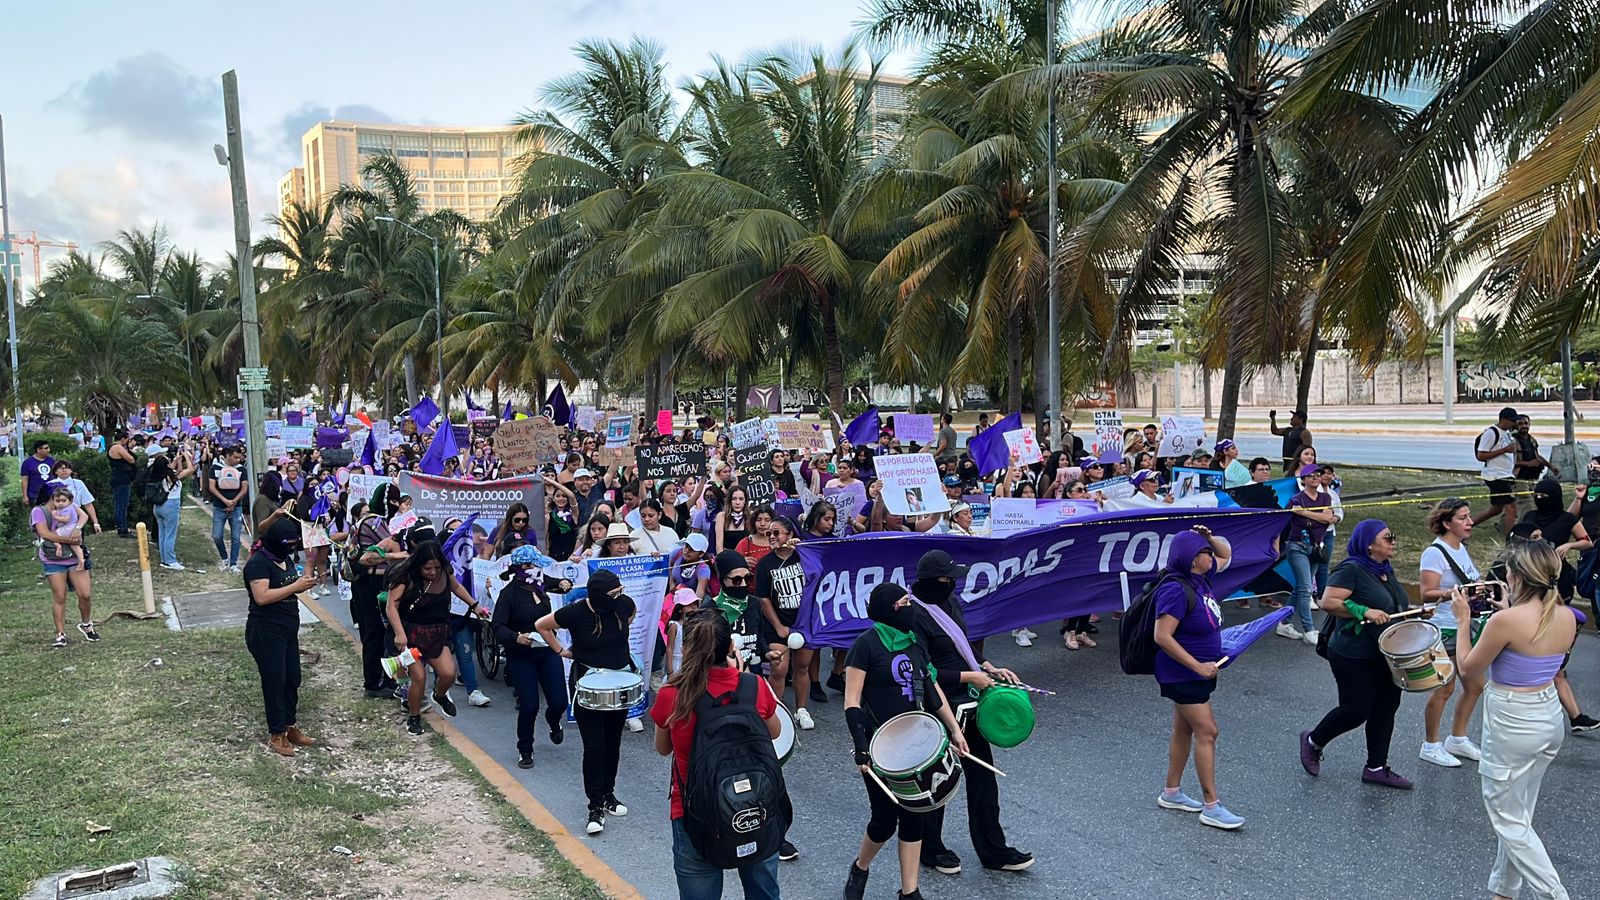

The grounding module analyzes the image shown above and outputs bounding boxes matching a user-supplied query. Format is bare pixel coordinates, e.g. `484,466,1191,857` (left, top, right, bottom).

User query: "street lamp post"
1045,0,1062,450
375,216,445,420
1,115,23,456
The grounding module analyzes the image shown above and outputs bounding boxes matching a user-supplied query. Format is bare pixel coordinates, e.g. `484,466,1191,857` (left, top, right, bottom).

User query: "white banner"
876,453,951,516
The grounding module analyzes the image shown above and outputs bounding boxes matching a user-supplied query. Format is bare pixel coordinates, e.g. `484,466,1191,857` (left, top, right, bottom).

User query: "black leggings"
1062,615,1090,634
1309,650,1402,769
245,621,301,735
864,772,927,844
923,715,1008,866
507,649,568,755
574,702,627,806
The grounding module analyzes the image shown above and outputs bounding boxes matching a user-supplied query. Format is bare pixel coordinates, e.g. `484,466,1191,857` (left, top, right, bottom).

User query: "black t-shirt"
912,605,977,698
1325,561,1410,659
755,552,806,629
1523,510,1578,549
208,459,248,507
547,507,579,561
1579,483,1600,541
1513,433,1543,480
1280,425,1306,459
492,580,554,659
555,595,636,671
398,581,452,625
845,629,943,729
243,551,300,630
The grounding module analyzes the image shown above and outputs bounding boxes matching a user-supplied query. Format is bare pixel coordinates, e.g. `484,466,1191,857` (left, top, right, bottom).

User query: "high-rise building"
796,70,914,156
276,168,306,219
279,120,531,222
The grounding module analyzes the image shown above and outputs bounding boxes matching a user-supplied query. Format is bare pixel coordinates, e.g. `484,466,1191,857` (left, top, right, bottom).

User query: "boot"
285,725,316,747
267,732,296,756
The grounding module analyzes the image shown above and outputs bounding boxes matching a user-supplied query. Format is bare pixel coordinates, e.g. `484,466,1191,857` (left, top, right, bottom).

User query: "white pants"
1480,684,1568,900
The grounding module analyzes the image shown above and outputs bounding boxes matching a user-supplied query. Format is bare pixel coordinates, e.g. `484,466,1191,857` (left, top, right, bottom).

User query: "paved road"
320,602,1600,900
1229,433,1478,470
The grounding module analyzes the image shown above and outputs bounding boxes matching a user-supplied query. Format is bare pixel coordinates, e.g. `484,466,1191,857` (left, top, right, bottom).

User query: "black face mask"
722,582,750,600
867,586,914,632
912,577,954,607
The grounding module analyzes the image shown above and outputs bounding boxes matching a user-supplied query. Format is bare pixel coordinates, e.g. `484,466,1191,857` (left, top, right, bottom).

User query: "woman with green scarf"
843,583,968,900
709,550,774,672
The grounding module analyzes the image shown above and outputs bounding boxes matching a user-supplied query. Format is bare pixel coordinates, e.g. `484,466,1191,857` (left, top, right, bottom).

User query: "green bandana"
714,592,748,626
873,622,916,652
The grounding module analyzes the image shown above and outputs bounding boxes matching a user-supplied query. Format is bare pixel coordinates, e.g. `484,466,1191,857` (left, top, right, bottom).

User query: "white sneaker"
318,586,331,597
1300,629,1319,646
159,562,186,571
468,690,491,708
1013,630,1033,648
229,563,242,573
1275,622,1303,640
795,708,815,730
1419,742,1462,768
1445,735,1482,761
625,717,644,733
1021,628,1039,639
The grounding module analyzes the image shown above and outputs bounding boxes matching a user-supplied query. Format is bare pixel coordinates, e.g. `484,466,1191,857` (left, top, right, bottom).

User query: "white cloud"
54,53,220,144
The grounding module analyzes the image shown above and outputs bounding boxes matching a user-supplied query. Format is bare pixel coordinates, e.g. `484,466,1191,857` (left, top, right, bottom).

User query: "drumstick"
1010,682,1057,696
957,749,1008,778
1215,656,1230,667
1387,607,1430,620
864,767,899,799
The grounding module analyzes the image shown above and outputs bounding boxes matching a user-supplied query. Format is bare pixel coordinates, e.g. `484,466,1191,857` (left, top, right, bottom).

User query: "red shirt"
649,668,778,819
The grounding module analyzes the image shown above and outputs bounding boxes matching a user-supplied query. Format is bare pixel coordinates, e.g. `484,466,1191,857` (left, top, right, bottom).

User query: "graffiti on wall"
1458,362,1550,402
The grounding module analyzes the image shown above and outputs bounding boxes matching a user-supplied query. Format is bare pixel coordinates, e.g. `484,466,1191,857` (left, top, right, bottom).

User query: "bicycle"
474,614,504,681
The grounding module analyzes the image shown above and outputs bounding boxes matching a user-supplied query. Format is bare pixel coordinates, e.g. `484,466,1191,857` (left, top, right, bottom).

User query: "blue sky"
0,0,932,271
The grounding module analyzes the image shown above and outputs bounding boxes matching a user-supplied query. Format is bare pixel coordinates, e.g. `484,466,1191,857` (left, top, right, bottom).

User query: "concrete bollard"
135,522,155,615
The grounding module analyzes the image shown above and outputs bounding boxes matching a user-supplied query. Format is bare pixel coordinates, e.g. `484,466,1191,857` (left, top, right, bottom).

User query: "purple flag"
315,426,346,449
844,406,880,447
794,507,1292,648
501,399,514,421
464,390,484,412
440,514,480,597
543,383,571,427
1220,607,1293,666
966,411,1021,474
418,418,459,475
286,410,303,426
358,429,377,468
409,396,440,429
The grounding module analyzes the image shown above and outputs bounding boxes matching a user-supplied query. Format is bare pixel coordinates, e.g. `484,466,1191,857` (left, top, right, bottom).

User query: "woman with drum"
1417,498,1488,768
1152,527,1244,830
1299,519,1418,790
844,582,968,900
535,568,636,836
1450,538,1576,900
385,539,484,737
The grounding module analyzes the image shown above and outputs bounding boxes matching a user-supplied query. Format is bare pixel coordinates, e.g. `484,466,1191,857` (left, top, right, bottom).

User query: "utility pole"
1045,0,1062,451
1561,337,1576,446
1441,315,1455,425
0,116,23,456
221,71,266,505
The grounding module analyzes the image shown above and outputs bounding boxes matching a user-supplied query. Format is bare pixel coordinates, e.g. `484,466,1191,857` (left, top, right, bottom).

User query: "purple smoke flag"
793,506,1292,648
358,429,377,468
502,399,514,422
440,514,479,596
544,383,571,427
464,390,484,412
844,406,880,447
966,411,1022,474
1220,607,1293,666
408,396,440,429
418,419,459,475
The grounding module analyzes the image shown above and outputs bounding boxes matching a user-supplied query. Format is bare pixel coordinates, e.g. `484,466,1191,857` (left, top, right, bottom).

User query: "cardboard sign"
1004,426,1043,465
636,442,707,480
823,480,868,536
733,443,777,506
876,453,950,517
772,418,834,455
1092,409,1124,462
264,420,285,439
605,415,634,449
281,425,315,449
497,416,561,470
265,438,287,459
655,409,673,437
348,472,390,504
372,419,391,450
321,447,354,468
576,406,599,432
894,414,934,445
729,417,765,451
1158,415,1208,458
1087,475,1134,499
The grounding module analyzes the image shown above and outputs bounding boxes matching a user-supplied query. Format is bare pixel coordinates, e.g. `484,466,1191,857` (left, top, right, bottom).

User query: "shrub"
25,433,81,457
0,469,22,544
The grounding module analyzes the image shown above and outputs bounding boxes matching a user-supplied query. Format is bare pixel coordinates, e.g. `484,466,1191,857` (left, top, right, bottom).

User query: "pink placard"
656,409,674,436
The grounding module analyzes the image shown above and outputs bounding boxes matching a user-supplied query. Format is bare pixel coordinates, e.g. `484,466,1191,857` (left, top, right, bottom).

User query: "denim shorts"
41,546,92,577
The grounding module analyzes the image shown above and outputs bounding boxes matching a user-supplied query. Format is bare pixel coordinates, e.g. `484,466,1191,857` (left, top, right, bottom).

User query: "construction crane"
3,231,79,287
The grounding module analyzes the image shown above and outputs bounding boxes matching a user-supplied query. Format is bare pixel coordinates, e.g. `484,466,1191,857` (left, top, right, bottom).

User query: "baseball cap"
684,533,709,553
916,549,969,581
1130,470,1161,488
942,475,962,488
1297,464,1321,478
574,468,596,479
1214,439,1236,454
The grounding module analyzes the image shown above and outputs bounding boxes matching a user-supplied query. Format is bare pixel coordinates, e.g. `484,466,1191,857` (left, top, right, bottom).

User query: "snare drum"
574,669,645,711
1378,620,1455,692
773,703,797,765
869,711,963,812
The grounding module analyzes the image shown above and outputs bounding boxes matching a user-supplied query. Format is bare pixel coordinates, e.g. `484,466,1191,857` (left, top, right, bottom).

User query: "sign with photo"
605,415,634,448
576,406,599,432
876,453,950,517
636,442,708,480
1003,426,1043,466
1172,466,1225,499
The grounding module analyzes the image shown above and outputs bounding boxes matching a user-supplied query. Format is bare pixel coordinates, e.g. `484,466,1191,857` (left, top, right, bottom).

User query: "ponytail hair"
667,610,733,726
1500,538,1565,642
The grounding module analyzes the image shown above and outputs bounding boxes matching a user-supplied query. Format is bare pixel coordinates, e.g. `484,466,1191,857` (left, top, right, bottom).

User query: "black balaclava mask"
867,582,914,633
259,517,302,562
716,550,750,599
587,568,623,614
912,576,954,608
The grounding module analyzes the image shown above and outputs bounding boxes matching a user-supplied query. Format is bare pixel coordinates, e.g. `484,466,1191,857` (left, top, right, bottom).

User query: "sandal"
1261,598,1283,609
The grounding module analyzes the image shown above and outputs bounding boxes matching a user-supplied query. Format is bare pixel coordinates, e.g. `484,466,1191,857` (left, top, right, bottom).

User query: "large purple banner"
793,507,1292,648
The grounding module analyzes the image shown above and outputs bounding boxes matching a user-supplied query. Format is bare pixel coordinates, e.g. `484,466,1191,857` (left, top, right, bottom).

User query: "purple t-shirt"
1153,578,1223,684
1287,490,1330,545
20,455,56,503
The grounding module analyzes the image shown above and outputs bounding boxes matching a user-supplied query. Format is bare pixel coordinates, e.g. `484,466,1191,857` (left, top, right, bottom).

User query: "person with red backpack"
650,610,785,899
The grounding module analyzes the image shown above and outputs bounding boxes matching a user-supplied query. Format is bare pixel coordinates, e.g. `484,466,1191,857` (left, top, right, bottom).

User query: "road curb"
299,593,644,900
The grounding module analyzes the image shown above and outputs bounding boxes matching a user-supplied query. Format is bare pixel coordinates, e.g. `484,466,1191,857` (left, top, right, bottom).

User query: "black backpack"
1119,573,1195,675
677,673,786,869
1476,426,1501,463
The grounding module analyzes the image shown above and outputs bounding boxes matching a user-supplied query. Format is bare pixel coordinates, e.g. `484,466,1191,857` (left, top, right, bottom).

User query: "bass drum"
772,702,797,765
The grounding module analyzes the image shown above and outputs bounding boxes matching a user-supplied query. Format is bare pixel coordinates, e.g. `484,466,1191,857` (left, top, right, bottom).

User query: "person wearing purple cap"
1278,464,1334,642
1120,469,1173,509
1216,440,1250,488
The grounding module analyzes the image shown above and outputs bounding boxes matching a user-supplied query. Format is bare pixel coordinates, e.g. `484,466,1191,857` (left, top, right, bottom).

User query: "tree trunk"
1031,294,1049,431
821,295,846,411
643,365,658,423
1202,366,1212,420
534,375,547,415
940,382,951,415
490,380,500,419
1217,347,1244,440
1295,308,1322,414
1006,307,1024,415
403,354,419,407
735,365,751,419
658,348,675,419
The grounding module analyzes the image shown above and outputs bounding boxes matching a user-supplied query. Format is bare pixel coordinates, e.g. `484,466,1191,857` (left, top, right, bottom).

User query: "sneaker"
1419,742,1462,768
809,683,828,704
1199,802,1245,830
159,562,186,571
518,752,534,769
406,714,424,736
1275,622,1304,640
844,860,869,900
1021,627,1038,639
898,891,925,900
1299,731,1322,777
77,622,100,642
51,633,67,648
468,689,491,708
922,850,961,874
364,688,390,699
827,672,847,694
393,683,408,702
1571,713,1600,733
625,716,644,733
1064,633,1079,651
433,691,458,718
549,723,565,745
586,807,605,835
229,563,242,573
1300,629,1319,646
779,840,799,861
602,795,627,817
795,708,815,730
1445,735,1483,761
983,848,1035,872
1156,789,1204,812
1013,630,1033,648
1079,633,1097,648
1362,766,1414,790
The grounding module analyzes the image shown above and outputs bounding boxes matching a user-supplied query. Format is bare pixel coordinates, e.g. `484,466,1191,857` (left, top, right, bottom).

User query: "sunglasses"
724,574,750,586
766,530,783,538
1379,534,1397,543
512,517,528,525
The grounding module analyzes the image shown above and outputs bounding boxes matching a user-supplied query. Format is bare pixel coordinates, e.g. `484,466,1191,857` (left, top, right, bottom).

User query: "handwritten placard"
733,443,777,506
636,442,707,480
895,414,934,445
1003,426,1042,465
729,417,765,451
1092,409,1124,461
876,453,950,517
1158,415,1207,458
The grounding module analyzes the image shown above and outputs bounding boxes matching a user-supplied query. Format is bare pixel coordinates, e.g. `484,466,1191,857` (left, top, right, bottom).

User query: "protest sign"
1003,426,1043,465
465,556,512,617
823,480,868,536
794,507,1292,647
348,472,390,504
1093,409,1124,462
988,497,1102,536
551,554,670,717
961,492,991,531
471,417,499,438
1087,475,1134,499
729,417,765,450
637,442,707,480
1158,415,1208,458
1173,466,1225,499
786,420,835,455
894,414,934,445
265,438,286,459
760,417,792,448
398,471,546,528
733,443,777,505
264,420,285,439
876,453,950,516
321,447,354,468
576,406,598,432
371,419,391,450
281,425,314,449
605,415,634,449
655,409,673,437
497,416,561,470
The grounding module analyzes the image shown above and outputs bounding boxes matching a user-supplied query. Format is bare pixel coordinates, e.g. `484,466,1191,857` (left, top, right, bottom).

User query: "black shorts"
1159,678,1217,705
1484,479,1515,507
404,622,451,660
